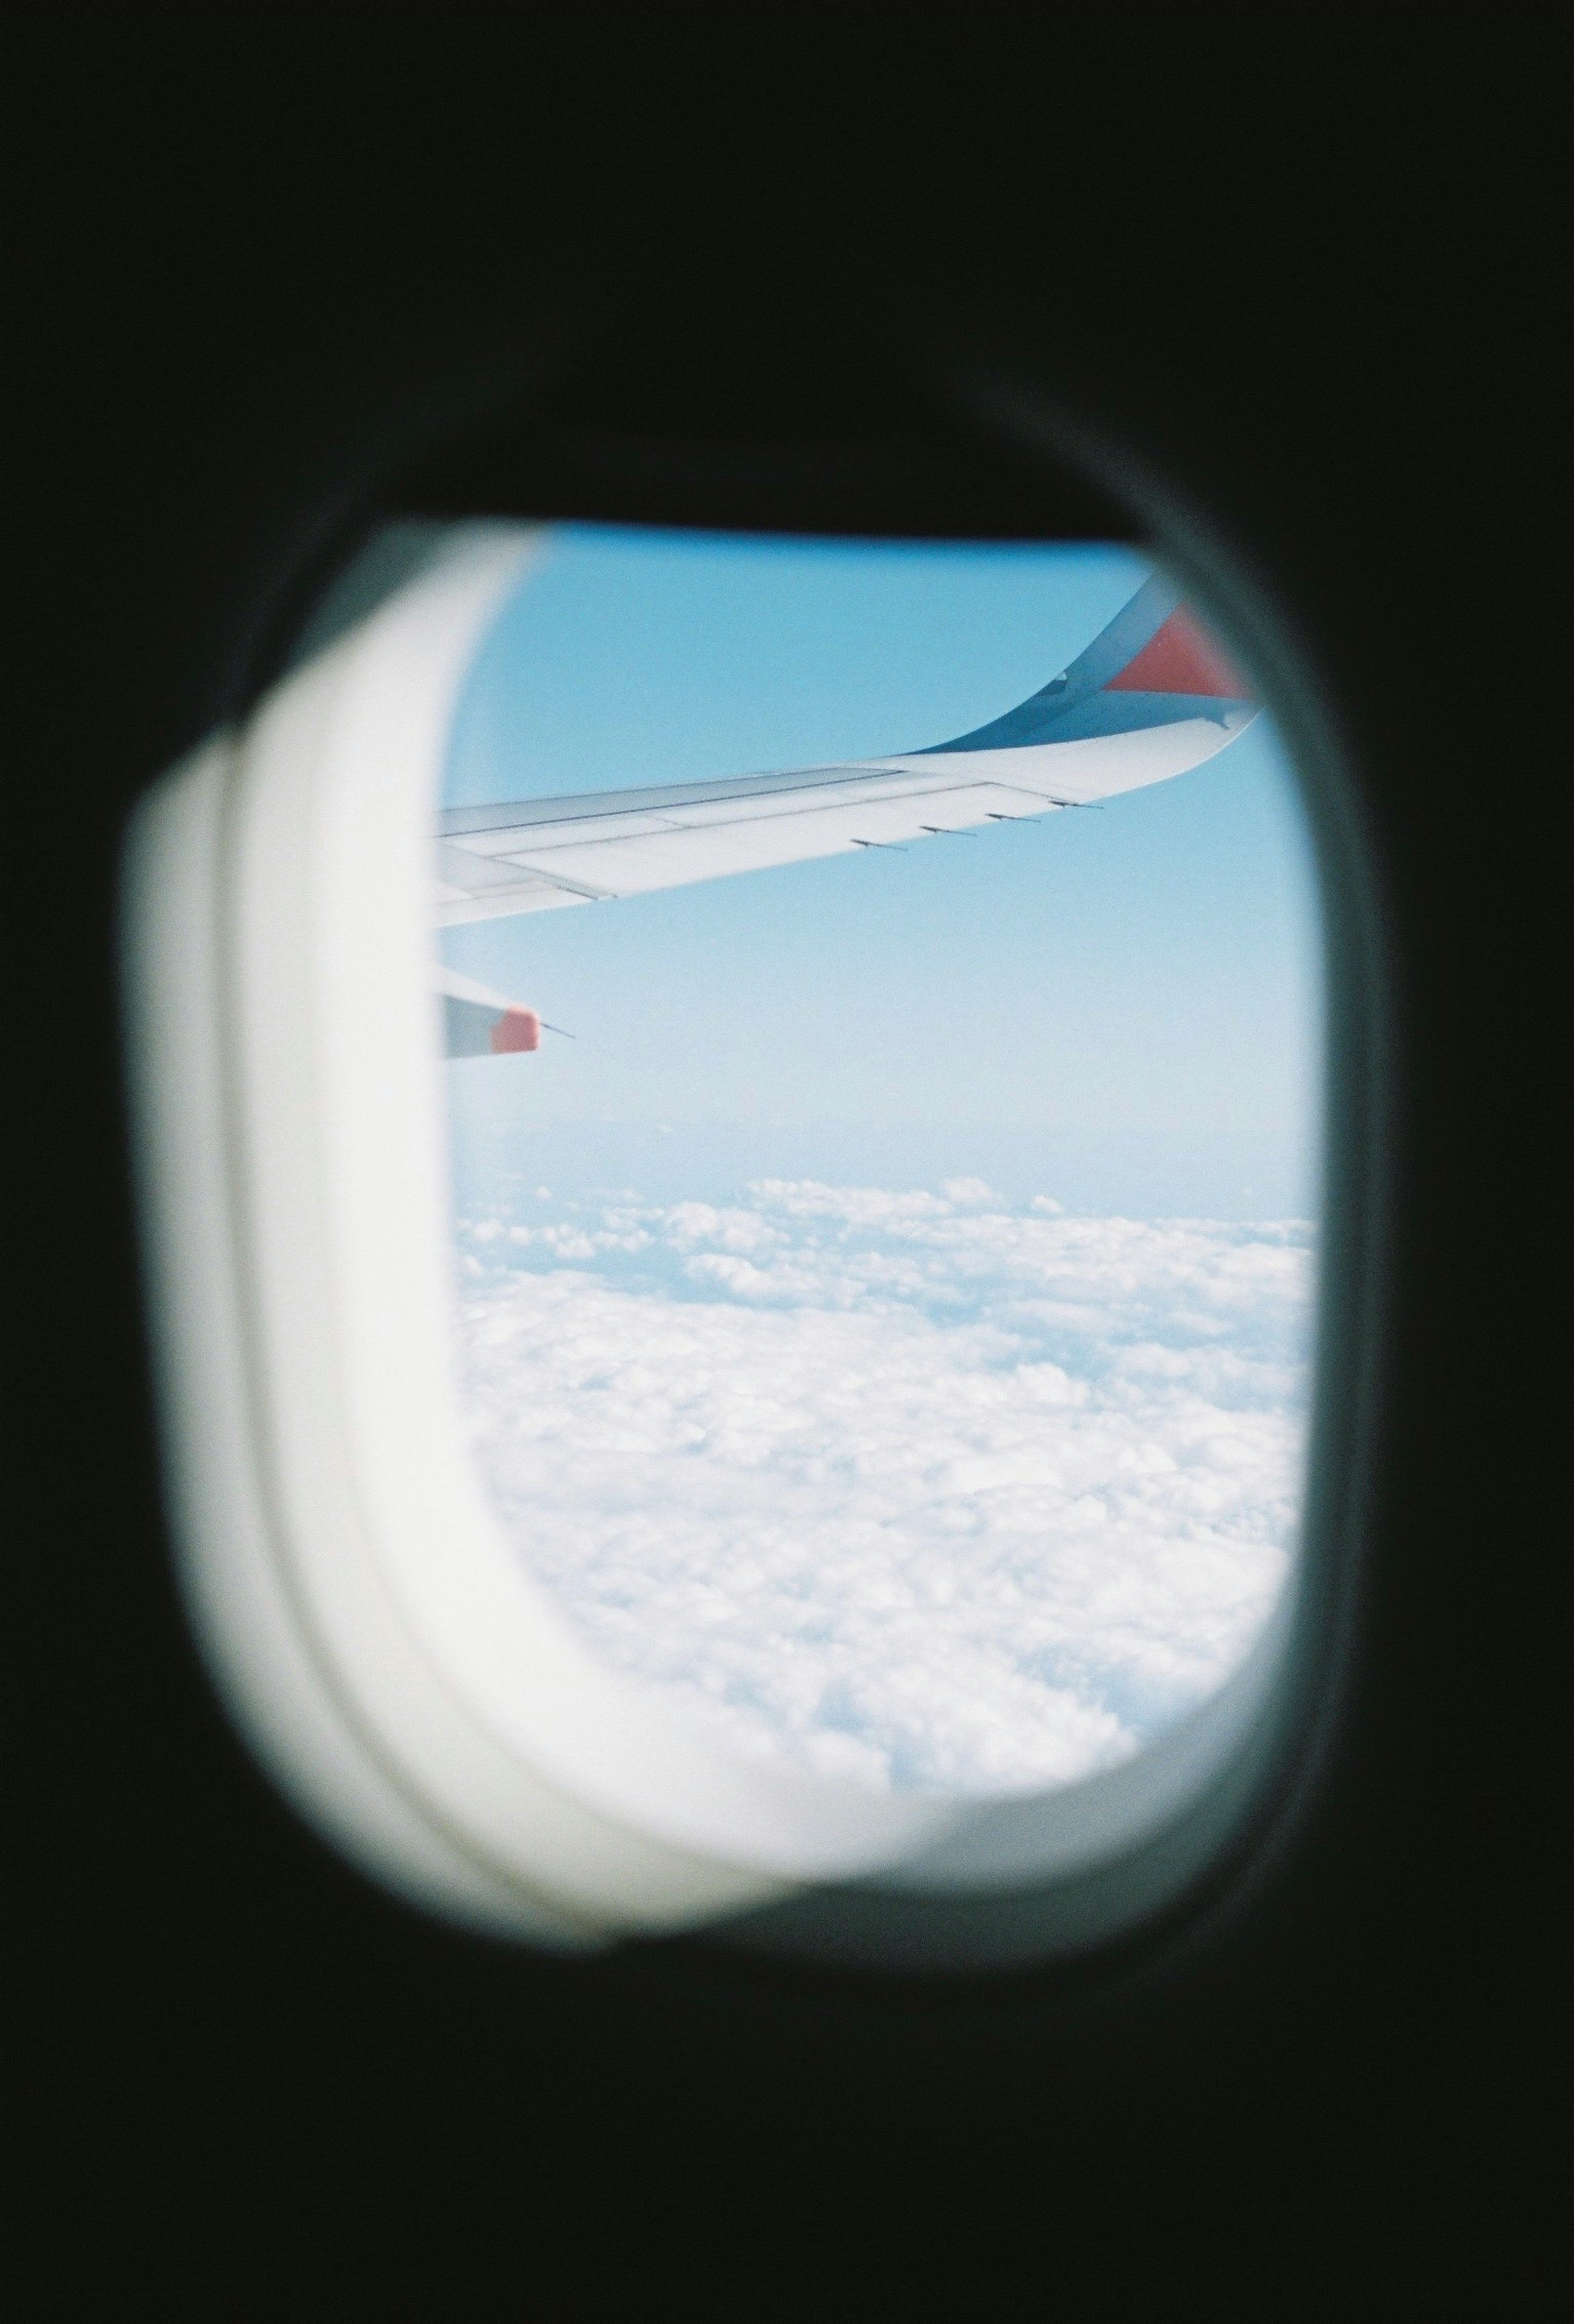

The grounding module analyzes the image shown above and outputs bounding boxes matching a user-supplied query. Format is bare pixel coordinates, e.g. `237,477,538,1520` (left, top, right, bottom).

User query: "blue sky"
439,527,1323,1221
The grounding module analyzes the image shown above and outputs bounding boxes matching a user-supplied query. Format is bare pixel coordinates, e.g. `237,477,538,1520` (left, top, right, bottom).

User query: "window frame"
121,379,1387,1972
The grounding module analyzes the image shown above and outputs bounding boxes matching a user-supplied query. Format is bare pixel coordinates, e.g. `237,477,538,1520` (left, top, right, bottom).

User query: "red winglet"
1105,607,1251,699
490,1008,541,1054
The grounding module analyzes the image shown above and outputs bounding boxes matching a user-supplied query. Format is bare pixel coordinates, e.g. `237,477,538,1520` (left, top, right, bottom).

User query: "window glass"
439,527,1321,1797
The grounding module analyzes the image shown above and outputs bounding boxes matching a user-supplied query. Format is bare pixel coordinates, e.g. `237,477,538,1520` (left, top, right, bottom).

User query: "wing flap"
438,774,1077,920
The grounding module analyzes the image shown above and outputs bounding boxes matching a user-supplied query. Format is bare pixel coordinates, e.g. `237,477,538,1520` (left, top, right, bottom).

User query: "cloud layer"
455,1181,1314,1795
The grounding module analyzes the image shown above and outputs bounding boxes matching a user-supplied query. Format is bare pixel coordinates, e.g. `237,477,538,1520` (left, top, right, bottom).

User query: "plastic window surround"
123,507,1369,1972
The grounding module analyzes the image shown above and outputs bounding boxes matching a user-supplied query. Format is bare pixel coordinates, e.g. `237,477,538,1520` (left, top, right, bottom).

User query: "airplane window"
123,498,1337,1967
437,526,1322,1808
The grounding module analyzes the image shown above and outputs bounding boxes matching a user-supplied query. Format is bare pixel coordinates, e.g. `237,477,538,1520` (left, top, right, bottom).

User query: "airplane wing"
436,576,1255,1052
436,577,1255,931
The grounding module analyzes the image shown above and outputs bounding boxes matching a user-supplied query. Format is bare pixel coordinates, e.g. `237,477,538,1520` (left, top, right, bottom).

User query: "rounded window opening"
436,525,1323,1813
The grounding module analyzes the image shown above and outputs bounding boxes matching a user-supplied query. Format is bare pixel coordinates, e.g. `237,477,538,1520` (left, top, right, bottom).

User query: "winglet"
1105,605,1251,699
920,576,1253,756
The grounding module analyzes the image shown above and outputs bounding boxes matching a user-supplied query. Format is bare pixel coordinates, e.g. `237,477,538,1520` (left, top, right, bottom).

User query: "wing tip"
1105,606,1253,701
489,1007,541,1054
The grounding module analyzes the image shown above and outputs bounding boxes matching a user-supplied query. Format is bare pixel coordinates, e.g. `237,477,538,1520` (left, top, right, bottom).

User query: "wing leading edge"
437,577,1255,1052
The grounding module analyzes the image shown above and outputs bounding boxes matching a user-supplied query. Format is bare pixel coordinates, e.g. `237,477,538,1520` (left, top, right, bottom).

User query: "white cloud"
455,1182,1315,1796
